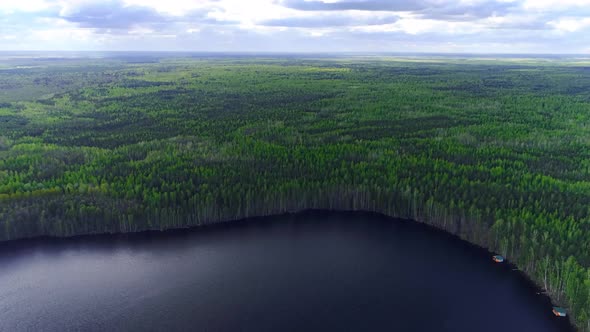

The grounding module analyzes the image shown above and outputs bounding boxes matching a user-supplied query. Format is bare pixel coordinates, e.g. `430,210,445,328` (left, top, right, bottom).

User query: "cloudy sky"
0,0,589,53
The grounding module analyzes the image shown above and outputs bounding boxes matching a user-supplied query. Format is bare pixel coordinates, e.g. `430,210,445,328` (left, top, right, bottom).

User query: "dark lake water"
0,211,574,332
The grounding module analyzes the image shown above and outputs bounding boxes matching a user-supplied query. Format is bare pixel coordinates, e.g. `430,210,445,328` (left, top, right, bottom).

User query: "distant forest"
0,56,589,330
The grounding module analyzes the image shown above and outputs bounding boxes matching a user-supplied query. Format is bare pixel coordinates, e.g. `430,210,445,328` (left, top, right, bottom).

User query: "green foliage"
1,56,590,330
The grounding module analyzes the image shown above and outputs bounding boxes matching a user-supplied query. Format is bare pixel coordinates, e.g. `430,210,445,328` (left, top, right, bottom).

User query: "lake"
0,211,574,331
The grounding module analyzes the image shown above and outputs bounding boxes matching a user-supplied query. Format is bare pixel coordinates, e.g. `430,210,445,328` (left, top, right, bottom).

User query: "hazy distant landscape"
0,53,589,330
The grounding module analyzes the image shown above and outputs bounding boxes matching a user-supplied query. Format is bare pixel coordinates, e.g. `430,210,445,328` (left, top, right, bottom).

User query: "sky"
0,0,589,53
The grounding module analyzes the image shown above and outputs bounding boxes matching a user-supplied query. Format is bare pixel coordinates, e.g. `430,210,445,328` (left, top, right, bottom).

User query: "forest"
0,54,589,331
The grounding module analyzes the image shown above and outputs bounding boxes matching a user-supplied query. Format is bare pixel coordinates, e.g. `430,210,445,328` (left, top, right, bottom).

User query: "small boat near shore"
552,307,567,317
492,255,505,263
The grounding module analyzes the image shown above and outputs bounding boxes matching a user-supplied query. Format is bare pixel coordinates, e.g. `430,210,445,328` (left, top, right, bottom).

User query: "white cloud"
523,0,590,10
0,0,589,53
0,0,53,13
121,0,215,16
549,17,590,32
32,27,93,41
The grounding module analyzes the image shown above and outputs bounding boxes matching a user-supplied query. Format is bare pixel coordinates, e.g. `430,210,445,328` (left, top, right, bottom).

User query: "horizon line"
0,50,589,56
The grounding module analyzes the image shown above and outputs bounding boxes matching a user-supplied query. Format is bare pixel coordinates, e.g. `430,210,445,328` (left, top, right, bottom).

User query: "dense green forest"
0,55,589,330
